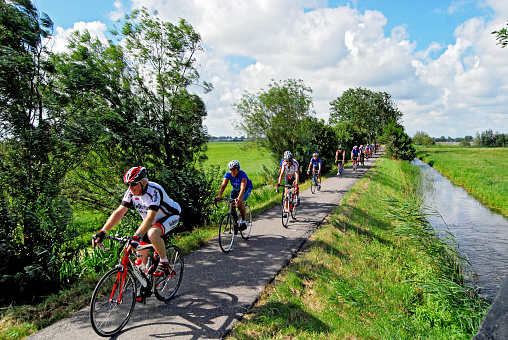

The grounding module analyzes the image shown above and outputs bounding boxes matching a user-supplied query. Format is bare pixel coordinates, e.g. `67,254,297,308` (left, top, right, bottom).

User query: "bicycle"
215,197,252,253
309,169,321,194
90,235,184,337
360,154,365,167
336,161,344,178
279,184,297,227
353,159,358,172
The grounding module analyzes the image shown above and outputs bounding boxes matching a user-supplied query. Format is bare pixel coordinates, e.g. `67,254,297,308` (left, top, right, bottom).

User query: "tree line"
413,131,508,147
0,0,414,304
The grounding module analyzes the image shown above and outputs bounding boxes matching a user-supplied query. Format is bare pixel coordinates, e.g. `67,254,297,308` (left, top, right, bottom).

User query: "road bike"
353,158,358,172
90,235,184,337
336,161,344,178
215,197,252,253
279,184,297,227
360,154,365,167
309,169,321,194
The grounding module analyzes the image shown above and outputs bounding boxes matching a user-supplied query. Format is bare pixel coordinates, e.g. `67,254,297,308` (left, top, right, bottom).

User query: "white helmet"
228,160,240,170
284,150,293,162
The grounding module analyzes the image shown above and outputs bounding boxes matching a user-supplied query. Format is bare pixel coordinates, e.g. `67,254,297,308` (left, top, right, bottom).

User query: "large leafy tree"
329,87,402,141
0,0,100,303
234,78,316,163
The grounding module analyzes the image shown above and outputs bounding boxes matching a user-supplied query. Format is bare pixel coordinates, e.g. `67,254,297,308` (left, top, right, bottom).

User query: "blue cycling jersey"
310,157,322,168
224,170,253,191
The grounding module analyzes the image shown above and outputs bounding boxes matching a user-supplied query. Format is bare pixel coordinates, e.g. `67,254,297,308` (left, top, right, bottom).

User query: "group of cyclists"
92,143,379,285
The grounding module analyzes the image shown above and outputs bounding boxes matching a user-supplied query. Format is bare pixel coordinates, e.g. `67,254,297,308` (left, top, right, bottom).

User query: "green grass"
228,157,489,340
203,142,274,188
416,147,508,218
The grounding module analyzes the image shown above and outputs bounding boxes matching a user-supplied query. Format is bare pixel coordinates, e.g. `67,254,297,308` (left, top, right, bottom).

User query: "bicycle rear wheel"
282,198,290,227
240,205,252,239
154,245,184,301
90,268,136,337
219,213,235,252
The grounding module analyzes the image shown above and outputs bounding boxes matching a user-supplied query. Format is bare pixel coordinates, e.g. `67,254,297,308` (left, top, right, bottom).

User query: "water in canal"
413,158,508,299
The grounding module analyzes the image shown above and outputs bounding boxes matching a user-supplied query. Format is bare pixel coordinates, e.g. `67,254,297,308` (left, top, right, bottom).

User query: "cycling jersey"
280,159,300,179
336,150,344,163
121,181,181,222
352,149,360,159
224,170,253,191
309,157,322,169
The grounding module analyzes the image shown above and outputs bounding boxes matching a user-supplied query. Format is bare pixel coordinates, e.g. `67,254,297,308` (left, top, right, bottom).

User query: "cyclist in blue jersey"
307,152,322,189
351,145,360,169
215,160,253,231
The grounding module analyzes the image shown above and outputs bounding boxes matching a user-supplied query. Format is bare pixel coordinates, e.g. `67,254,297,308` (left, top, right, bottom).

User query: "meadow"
416,146,508,218
228,157,489,339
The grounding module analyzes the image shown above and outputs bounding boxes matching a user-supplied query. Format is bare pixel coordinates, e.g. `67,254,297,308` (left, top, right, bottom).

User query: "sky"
35,0,508,138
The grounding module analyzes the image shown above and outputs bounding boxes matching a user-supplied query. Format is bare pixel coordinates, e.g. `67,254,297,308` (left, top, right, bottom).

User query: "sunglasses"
127,182,140,187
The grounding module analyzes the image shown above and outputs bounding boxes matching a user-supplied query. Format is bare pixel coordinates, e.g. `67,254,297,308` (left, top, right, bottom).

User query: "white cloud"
109,0,125,21
57,0,508,138
49,21,108,53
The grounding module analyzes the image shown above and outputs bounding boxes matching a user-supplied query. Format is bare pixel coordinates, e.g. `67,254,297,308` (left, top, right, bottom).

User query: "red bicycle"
90,235,184,337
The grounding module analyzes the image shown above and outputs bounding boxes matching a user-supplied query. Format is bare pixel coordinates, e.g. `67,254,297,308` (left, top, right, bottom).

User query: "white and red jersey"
280,159,300,178
121,181,181,221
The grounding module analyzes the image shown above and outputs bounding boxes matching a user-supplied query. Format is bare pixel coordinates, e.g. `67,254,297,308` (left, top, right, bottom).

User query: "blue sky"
34,0,508,137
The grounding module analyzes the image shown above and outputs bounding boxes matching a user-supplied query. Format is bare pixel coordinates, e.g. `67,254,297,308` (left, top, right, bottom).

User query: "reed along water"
413,158,508,299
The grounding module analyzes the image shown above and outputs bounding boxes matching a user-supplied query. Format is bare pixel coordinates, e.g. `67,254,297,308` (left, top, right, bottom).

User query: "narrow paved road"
28,151,382,340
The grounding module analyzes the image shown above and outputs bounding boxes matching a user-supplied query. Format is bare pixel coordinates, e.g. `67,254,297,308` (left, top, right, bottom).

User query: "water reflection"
413,158,508,298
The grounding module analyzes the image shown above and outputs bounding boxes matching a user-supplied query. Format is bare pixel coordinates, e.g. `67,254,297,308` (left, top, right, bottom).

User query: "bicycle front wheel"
219,213,235,252
90,268,136,337
154,245,184,301
310,177,316,194
241,205,252,239
282,198,290,228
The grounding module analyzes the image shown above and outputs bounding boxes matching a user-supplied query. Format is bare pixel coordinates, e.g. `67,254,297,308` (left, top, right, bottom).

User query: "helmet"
124,166,147,183
354,145,358,149
338,146,342,150
228,160,240,170
360,145,363,148
313,152,319,157
284,150,293,162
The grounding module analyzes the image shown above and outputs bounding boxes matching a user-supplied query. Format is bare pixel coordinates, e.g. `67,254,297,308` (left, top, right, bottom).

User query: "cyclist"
276,151,300,211
351,145,360,169
307,152,322,189
335,146,345,175
215,160,253,231
92,166,181,277
359,145,365,166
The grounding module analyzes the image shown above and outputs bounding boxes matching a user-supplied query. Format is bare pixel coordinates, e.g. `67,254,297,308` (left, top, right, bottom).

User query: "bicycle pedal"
136,296,146,304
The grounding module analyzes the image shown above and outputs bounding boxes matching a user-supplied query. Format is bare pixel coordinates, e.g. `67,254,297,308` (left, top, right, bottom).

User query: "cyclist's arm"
134,209,157,237
102,205,128,233
307,161,312,172
277,168,284,185
295,171,300,186
217,178,229,199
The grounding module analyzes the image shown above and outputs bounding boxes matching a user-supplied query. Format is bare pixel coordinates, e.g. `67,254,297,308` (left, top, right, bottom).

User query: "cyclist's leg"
237,188,252,221
149,215,179,260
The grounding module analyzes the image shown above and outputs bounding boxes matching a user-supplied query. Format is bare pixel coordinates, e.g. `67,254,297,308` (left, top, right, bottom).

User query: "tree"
329,87,402,141
0,0,98,303
381,122,416,161
492,21,508,48
413,131,435,146
234,78,316,163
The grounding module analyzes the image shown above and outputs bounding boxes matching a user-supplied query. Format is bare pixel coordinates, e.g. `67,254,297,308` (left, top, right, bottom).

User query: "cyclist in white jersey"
276,151,300,209
93,166,181,277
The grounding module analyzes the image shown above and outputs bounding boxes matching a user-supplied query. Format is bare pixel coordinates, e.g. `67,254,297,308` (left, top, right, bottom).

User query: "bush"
413,131,435,146
382,123,416,161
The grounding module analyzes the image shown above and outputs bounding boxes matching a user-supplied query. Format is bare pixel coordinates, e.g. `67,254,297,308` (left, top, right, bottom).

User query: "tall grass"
228,157,489,340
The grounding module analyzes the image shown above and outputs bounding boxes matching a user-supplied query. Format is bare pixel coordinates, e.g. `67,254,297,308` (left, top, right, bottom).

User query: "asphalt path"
28,150,382,340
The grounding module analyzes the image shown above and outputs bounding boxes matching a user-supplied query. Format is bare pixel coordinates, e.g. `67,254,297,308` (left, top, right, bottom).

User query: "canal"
413,159,508,299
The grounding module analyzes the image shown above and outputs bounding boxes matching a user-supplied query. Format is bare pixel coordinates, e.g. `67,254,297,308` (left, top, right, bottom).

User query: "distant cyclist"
216,160,253,231
93,166,181,277
276,151,300,208
351,145,360,169
335,146,345,175
359,145,365,166
307,152,322,189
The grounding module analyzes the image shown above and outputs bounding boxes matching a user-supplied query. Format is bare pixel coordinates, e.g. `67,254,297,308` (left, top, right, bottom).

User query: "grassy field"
416,147,508,218
202,142,274,188
228,157,488,339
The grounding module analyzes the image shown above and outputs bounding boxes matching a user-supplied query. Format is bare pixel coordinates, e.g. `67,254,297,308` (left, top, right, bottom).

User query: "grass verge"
228,157,489,340
416,146,508,218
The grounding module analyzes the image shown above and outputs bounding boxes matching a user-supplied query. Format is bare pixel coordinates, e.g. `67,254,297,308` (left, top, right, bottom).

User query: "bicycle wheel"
291,195,297,220
219,213,235,252
310,176,316,194
282,198,290,227
240,205,252,239
90,268,136,337
154,245,184,301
